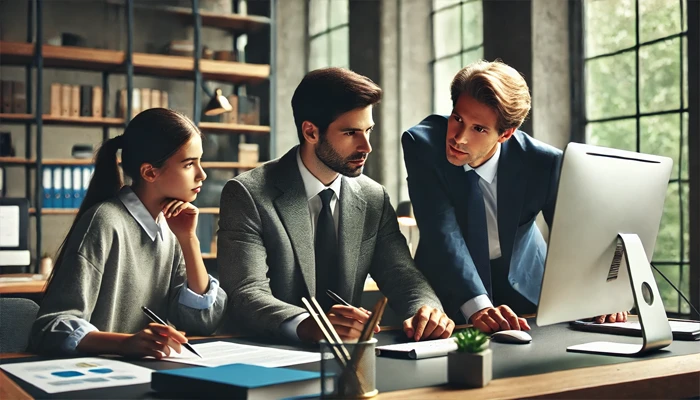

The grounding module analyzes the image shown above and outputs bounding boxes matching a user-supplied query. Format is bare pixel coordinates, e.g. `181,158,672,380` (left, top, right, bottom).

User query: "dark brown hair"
291,67,382,143
46,108,201,289
451,60,531,133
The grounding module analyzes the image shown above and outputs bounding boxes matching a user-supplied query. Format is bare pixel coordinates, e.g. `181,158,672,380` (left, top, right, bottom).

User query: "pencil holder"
320,339,378,399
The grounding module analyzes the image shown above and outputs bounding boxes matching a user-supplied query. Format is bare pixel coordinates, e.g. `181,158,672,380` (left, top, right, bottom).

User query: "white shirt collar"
117,186,166,241
463,143,501,184
296,148,342,201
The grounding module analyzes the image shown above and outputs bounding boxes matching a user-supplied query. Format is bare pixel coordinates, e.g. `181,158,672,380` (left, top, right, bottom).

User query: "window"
583,0,690,314
307,0,349,71
432,0,483,114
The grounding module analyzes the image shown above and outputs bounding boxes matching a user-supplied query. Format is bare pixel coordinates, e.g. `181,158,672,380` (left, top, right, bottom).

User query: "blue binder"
72,166,82,208
62,167,72,209
42,167,53,208
52,167,63,208
81,165,91,201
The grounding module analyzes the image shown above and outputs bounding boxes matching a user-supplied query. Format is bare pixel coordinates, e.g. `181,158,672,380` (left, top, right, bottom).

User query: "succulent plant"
453,328,490,353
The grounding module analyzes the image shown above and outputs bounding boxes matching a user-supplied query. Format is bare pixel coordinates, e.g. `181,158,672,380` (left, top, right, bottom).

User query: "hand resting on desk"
591,311,628,324
470,305,531,333
403,305,455,341
78,323,188,359
297,305,380,342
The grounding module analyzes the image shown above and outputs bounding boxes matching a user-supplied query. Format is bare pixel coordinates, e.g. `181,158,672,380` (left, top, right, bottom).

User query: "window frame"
571,0,699,318
305,0,349,72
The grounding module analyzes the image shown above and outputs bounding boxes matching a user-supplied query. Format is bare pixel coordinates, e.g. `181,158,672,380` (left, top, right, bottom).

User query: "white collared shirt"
460,143,502,322
296,149,342,238
118,186,166,242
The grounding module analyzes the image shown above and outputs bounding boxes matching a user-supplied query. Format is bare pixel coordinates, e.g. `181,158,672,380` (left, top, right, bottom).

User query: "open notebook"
570,316,700,341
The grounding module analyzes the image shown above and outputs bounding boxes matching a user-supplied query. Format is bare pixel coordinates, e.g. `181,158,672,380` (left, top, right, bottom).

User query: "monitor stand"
567,233,673,356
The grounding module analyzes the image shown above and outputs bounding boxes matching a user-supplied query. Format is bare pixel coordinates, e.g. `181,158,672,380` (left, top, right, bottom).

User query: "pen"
326,289,351,307
140,306,202,359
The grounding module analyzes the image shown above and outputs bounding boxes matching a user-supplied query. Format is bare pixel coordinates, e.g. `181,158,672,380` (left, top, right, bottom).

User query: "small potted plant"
448,328,492,388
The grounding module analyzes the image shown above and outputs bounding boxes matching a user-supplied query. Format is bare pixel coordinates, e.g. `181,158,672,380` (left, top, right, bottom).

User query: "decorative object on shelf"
223,94,238,123
39,253,53,278
46,32,86,47
213,50,237,61
71,144,93,159
396,201,419,257
238,95,260,125
0,132,15,157
165,40,213,59
1,81,14,113
238,143,259,165
204,88,234,116
448,328,492,388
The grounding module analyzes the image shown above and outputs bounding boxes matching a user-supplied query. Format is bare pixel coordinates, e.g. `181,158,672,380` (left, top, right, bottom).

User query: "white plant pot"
447,348,492,388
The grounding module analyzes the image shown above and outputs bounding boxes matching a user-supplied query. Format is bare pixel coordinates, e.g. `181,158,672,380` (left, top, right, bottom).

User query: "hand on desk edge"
403,305,455,341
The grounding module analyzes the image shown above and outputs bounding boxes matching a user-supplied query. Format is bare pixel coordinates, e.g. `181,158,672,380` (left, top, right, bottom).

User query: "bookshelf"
0,0,273,270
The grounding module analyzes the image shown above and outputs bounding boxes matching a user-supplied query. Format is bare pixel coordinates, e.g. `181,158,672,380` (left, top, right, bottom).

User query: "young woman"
30,108,227,358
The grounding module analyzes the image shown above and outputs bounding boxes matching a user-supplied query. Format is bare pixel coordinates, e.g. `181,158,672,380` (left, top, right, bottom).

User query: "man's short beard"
315,133,367,177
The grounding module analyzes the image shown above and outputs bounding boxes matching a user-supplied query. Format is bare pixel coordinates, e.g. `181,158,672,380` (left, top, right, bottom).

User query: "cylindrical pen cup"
320,339,378,398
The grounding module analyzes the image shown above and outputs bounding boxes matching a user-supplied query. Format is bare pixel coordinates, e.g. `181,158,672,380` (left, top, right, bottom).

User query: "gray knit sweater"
29,197,227,355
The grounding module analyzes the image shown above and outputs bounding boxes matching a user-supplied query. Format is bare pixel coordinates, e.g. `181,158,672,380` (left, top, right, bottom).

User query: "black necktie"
315,189,338,311
465,170,492,298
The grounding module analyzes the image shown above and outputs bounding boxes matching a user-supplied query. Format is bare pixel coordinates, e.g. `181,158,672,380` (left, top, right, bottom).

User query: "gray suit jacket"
218,146,442,338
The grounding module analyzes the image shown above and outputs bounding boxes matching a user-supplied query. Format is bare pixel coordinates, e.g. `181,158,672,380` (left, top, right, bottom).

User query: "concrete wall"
0,0,235,260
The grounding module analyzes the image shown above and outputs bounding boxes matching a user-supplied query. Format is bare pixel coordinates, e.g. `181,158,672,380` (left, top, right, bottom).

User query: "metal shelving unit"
0,0,273,271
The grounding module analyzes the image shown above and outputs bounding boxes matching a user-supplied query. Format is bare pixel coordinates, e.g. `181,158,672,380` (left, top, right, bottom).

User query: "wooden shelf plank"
199,208,219,214
0,41,270,84
201,161,261,169
0,113,124,127
0,157,32,165
202,253,217,260
106,1,270,32
198,122,270,135
30,208,78,215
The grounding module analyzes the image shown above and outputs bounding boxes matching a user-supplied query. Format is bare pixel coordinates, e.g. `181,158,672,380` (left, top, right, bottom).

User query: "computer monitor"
536,143,674,356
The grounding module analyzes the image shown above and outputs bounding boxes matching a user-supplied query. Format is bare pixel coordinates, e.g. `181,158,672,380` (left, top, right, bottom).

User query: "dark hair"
291,67,382,143
45,108,201,289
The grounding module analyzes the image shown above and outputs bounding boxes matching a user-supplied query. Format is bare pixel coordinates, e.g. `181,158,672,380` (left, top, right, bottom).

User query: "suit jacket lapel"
497,138,527,262
337,177,366,301
273,148,316,297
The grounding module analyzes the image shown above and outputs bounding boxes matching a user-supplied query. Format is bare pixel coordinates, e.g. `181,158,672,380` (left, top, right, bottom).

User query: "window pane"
640,38,681,113
640,114,681,178
461,0,483,50
639,0,682,43
309,0,329,36
680,264,690,314
683,37,688,107
654,182,682,262
329,0,348,29
434,0,461,11
653,264,680,313
434,8,462,58
329,26,349,68
682,112,689,180
461,47,483,68
433,55,462,114
682,182,689,261
585,52,636,120
586,118,637,151
309,34,329,71
585,0,635,57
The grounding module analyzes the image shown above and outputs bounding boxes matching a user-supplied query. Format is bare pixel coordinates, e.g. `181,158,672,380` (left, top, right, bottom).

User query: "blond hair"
450,60,531,133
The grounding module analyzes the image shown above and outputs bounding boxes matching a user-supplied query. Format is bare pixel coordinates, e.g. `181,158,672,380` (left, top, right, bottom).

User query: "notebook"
375,338,458,359
570,317,700,341
151,363,330,400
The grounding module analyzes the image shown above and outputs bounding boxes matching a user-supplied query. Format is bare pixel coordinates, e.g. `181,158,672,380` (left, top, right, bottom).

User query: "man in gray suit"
218,68,454,342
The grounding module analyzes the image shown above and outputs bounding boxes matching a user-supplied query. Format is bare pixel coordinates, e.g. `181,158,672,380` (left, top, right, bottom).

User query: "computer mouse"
490,330,532,344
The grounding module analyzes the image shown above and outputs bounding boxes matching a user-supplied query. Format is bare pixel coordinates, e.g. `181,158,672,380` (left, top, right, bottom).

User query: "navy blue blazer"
402,115,563,322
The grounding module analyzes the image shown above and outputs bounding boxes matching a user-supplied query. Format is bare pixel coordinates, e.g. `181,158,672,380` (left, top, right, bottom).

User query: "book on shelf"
92,86,103,117
71,166,82,208
60,84,71,117
151,363,329,400
52,166,62,207
150,89,161,109
161,91,169,109
1,81,13,114
132,88,141,117
70,85,80,117
50,83,62,116
42,168,53,208
140,88,151,114
224,94,238,124
12,81,26,114
79,85,92,117
62,167,72,208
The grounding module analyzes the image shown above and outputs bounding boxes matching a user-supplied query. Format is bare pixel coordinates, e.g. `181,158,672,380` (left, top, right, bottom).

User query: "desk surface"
1,322,699,399
0,274,46,295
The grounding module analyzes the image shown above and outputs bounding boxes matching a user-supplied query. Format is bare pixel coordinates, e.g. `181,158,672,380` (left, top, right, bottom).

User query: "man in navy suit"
402,60,625,332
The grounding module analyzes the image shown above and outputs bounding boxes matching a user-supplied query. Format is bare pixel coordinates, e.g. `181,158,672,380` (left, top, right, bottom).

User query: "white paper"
0,357,153,394
0,205,20,247
376,338,458,359
577,318,700,334
163,341,322,368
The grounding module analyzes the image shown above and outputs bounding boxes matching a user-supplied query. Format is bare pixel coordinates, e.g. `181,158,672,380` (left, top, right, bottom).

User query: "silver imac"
536,142,674,356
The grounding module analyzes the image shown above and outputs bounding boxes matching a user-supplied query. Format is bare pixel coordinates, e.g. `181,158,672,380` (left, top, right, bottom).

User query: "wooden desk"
0,275,46,295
